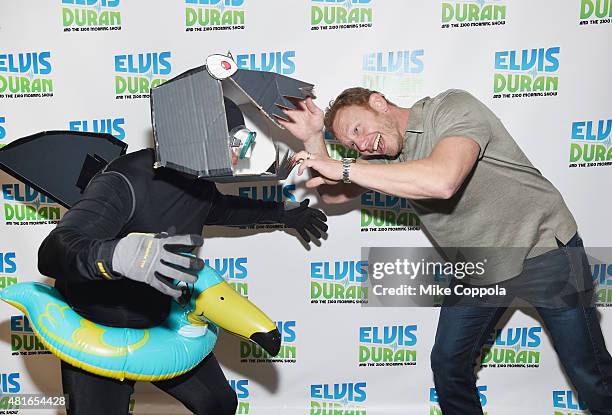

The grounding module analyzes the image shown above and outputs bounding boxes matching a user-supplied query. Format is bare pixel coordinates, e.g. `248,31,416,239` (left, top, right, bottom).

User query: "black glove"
279,199,328,243
99,233,204,299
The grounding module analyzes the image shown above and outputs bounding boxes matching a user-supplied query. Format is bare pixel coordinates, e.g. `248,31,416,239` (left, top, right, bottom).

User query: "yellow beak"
197,280,281,356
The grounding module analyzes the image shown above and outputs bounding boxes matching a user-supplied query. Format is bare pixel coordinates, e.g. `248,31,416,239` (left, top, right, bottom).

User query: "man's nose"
355,137,370,152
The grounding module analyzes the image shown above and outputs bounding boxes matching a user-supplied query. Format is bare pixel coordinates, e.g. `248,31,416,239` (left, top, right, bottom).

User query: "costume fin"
0,131,127,209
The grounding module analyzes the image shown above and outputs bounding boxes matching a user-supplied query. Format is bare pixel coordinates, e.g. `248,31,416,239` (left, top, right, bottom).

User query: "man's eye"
353,127,359,134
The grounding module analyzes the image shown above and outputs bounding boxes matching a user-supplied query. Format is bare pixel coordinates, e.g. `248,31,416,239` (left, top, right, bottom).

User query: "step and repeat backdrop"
0,1,611,414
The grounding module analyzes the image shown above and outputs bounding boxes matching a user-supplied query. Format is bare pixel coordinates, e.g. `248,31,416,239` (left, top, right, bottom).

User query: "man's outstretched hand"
279,199,328,243
277,97,325,144
293,151,344,188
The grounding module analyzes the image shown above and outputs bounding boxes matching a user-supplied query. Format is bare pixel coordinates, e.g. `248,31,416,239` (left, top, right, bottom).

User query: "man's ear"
368,93,388,113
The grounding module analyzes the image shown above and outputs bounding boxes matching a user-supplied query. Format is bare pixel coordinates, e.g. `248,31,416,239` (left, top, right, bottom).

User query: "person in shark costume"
37,147,327,415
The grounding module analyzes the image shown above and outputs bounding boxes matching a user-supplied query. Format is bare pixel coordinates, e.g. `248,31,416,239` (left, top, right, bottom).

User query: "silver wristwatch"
341,158,356,183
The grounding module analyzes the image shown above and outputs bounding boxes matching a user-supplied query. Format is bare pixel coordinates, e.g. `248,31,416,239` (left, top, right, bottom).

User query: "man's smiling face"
332,103,404,158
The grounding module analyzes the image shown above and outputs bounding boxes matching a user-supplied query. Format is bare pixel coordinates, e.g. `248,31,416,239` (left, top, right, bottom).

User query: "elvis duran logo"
358,325,417,367
324,130,360,161
69,117,126,140
552,390,588,415
61,0,122,32
0,372,21,414
228,379,250,414
361,190,420,232
0,372,21,413
10,315,49,356
310,260,368,304
114,51,171,100
0,116,5,141
0,373,20,394
0,252,18,291
185,0,245,32
237,184,295,230
204,257,248,297
593,262,612,307
0,52,54,99
238,184,296,203
240,320,296,363
492,47,560,99
441,0,506,29
481,326,542,368
310,382,367,415
1,183,64,226
429,386,488,414
361,50,425,99
235,51,296,75
310,0,373,31
579,0,611,25
568,119,612,168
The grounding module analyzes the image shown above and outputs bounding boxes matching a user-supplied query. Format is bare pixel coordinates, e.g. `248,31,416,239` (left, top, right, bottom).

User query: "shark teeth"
373,133,382,151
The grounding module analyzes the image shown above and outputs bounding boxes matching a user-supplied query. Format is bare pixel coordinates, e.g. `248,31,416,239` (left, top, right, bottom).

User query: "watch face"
342,158,352,183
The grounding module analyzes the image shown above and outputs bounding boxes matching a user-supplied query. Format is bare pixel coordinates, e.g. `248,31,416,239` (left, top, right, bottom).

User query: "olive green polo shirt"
365,89,577,284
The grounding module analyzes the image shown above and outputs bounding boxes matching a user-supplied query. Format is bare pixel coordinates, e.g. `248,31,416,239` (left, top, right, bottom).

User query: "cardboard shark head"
150,53,314,182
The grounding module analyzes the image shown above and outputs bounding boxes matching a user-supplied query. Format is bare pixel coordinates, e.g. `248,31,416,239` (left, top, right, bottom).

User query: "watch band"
342,158,356,184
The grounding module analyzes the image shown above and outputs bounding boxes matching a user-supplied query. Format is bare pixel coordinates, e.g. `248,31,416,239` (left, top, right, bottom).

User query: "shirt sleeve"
37,172,133,282
432,90,492,159
204,183,282,226
359,155,391,165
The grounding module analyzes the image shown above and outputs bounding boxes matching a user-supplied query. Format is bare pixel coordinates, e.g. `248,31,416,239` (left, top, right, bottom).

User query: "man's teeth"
373,134,381,151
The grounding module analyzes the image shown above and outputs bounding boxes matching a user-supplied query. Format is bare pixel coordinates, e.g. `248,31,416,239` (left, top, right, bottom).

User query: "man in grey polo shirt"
279,88,612,415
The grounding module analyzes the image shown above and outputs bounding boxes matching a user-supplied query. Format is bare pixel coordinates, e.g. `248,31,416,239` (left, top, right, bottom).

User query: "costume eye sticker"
206,54,238,80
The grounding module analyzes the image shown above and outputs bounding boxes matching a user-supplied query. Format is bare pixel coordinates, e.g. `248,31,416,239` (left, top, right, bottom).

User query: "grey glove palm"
111,233,204,299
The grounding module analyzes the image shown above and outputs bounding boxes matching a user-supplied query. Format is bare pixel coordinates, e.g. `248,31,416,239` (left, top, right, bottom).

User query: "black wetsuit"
38,148,282,415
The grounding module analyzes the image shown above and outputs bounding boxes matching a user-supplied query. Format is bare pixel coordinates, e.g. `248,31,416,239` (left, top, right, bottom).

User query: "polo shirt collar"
405,97,427,133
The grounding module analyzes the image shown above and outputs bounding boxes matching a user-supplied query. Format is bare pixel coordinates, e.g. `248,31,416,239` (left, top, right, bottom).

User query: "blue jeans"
431,235,612,414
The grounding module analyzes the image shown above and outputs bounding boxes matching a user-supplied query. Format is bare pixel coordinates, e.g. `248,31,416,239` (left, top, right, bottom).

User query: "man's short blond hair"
323,87,392,138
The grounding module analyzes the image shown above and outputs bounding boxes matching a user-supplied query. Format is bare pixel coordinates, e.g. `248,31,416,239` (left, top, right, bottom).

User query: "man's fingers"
293,150,317,164
276,117,290,128
298,160,312,176
306,177,327,188
300,159,326,176
284,96,306,111
304,97,321,115
295,99,307,111
276,111,297,126
293,150,310,165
